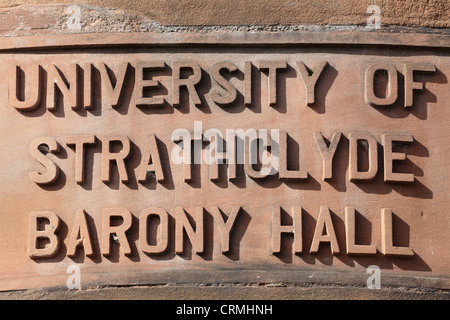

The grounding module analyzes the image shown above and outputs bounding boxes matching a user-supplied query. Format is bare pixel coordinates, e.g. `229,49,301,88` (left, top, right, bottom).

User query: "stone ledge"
0,30,449,51
1,283,449,300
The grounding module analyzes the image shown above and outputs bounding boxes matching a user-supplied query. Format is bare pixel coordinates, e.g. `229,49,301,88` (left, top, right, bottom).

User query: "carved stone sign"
0,32,448,290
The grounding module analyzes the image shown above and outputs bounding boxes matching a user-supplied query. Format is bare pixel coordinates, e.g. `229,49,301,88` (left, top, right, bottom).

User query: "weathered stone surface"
0,3,448,39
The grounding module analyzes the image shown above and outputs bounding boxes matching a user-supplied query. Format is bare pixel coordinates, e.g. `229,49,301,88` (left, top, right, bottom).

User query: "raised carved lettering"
244,61,252,106
403,63,436,108
210,206,241,254
175,207,204,255
348,132,378,182
310,206,340,254
101,207,133,257
345,207,376,255
278,131,307,180
67,209,94,257
28,211,60,258
258,60,287,107
82,63,93,109
9,64,42,111
313,132,341,181
364,62,398,107
271,206,302,254
29,137,60,185
98,62,129,109
381,133,414,183
47,64,79,111
297,61,328,106
65,135,96,184
172,61,202,107
210,61,238,106
381,208,414,256
101,135,131,184
138,207,169,254
137,134,165,183
134,60,166,107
